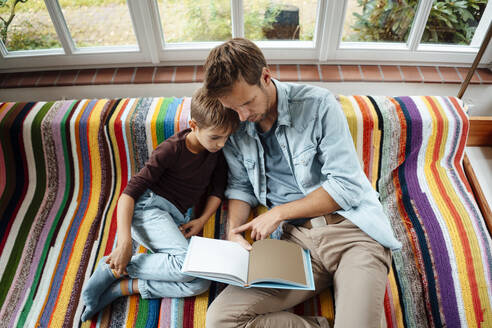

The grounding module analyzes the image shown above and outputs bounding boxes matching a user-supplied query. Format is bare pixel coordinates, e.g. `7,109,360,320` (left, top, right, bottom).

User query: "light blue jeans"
125,190,210,299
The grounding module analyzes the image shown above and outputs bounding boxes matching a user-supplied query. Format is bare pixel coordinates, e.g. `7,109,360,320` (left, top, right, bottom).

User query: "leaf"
454,1,469,9
459,9,475,22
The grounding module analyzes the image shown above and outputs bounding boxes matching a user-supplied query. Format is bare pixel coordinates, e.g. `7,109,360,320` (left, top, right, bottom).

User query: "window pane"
59,0,137,48
159,0,232,43
0,0,62,51
342,0,420,42
244,0,317,41
422,0,488,45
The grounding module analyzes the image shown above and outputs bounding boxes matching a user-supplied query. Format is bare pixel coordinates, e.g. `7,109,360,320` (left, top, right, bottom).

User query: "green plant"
244,2,280,40
167,0,280,42
0,0,28,46
8,21,60,50
348,0,487,44
181,0,232,41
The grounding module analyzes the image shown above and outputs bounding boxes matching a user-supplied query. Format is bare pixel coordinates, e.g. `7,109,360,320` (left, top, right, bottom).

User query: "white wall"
1,82,491,116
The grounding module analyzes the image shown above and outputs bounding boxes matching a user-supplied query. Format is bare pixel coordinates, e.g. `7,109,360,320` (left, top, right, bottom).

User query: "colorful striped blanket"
0,96,490,327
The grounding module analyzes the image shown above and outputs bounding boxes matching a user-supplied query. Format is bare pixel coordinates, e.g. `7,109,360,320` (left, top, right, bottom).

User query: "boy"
81,88,239,322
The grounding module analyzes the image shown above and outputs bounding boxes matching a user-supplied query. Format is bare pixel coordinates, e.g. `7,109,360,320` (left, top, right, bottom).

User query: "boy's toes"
81,306,96,322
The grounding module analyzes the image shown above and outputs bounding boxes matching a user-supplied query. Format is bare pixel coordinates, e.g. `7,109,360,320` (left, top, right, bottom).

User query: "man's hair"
191,87,240,133
204,38,267,97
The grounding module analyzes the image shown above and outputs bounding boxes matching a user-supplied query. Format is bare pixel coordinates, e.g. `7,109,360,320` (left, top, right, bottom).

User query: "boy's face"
192,124,231,153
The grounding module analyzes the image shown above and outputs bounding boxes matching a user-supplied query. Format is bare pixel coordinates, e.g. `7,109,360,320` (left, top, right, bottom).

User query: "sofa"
0,95,490,327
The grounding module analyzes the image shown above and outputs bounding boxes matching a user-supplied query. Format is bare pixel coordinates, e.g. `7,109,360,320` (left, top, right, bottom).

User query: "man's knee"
206,297,248,328
205,301,222,328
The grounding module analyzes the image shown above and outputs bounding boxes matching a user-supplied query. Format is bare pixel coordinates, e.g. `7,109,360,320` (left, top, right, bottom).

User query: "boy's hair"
191,87,240,133
204,38,267,97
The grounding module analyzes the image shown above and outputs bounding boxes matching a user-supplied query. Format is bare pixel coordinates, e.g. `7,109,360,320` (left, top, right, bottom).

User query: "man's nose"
235,107,249,121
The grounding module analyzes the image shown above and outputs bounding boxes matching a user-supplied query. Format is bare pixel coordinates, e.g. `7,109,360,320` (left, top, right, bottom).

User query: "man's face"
218,78,270,123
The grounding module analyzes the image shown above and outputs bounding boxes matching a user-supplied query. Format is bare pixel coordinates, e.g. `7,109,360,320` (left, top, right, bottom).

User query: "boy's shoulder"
165,128,190,143
154,128,190,154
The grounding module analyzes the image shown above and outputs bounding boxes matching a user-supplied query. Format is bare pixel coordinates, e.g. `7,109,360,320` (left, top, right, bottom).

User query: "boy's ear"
189,119,197,131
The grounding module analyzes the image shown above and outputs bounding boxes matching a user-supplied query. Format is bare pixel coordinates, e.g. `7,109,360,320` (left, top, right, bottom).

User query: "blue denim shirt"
223,80,402,250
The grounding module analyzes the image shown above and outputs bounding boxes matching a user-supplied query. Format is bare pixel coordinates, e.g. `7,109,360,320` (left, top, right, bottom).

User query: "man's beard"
256,86,274,122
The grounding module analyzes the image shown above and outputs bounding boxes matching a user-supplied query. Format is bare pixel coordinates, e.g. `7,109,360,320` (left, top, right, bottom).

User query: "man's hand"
106,239,132,277
179,217,208,238
232,206,285,241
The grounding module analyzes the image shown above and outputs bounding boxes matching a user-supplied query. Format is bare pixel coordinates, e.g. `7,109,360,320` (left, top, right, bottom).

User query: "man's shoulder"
281,82,337,122
281,81,333,103
281,82,338,119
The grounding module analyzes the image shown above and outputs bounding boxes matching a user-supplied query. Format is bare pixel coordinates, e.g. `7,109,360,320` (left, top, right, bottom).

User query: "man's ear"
261,67,272,86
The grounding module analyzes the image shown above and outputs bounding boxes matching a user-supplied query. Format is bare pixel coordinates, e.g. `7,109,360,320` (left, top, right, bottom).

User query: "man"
203,38,401,328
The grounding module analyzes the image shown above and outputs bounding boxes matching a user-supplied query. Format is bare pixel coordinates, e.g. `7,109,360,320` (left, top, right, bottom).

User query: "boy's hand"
106,240,132,277
180,217,208,238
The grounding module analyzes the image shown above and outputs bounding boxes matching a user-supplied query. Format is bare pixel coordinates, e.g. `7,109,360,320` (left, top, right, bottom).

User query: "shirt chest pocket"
242,159,258,189
243,159,256,171
292,147,319,188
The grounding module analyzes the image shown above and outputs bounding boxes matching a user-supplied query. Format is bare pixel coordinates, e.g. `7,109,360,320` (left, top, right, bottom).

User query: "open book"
181,236,315,290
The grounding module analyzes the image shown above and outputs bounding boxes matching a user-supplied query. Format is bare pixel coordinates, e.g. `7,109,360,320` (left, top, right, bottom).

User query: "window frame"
0,0,490,71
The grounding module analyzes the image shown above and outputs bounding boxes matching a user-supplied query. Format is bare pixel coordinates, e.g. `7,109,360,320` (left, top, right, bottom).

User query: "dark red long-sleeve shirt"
123,129,227,213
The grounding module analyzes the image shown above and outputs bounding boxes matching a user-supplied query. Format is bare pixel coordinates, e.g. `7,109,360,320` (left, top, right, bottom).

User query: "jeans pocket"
140,191,154,210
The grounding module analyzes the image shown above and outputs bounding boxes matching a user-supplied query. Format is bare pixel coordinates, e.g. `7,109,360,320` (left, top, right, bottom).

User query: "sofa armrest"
464,116,492,236
467,116,492,147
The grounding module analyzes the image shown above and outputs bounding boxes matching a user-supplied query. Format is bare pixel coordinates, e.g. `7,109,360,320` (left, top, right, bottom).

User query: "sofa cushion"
0,96,490,327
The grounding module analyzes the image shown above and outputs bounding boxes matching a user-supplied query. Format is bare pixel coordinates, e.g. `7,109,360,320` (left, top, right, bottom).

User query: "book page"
247,239,307,286
182,236,250,284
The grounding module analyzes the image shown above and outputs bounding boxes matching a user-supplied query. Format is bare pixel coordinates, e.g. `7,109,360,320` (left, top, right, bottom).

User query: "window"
0,0,62,52
159,0,232,43
342,0,420,43
243,0,317,41
422,0,488,45
1,0,490,70
59,0,137,48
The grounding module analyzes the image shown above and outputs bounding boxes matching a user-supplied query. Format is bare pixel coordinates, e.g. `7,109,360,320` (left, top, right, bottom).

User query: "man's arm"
233,187,341,240
221,138,259,249
277,186,340,220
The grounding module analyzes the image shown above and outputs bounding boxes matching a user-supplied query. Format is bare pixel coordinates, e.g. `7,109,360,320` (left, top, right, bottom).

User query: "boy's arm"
207,152,228,200
124,140,175,201
180,195,221,238
197,195,222,222
226,199,253,250
180,152,229,238
106,193,134,276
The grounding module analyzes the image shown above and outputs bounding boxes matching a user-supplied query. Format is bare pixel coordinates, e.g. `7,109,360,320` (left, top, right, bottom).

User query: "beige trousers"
206,217,392,328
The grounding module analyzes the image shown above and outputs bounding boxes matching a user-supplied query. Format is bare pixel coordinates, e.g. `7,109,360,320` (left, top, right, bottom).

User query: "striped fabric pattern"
0,96,490,327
